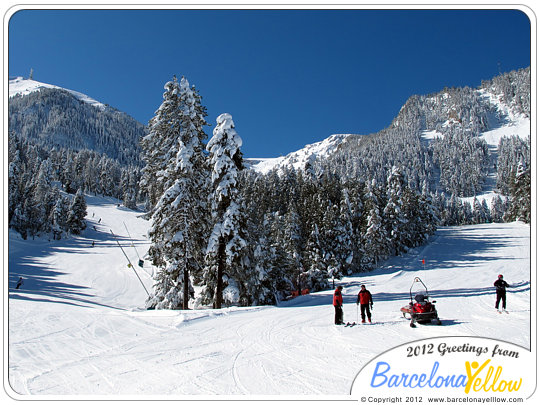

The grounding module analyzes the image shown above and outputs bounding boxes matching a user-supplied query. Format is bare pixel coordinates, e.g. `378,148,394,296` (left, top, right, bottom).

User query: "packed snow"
7,194,531,397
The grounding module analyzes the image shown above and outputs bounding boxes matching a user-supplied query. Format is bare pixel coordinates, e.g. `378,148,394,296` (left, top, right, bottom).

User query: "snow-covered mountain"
8,77,146,166
248,68,530,175
419,87,530,148
9,76,106,110
9,69,529,177
245,133,365,173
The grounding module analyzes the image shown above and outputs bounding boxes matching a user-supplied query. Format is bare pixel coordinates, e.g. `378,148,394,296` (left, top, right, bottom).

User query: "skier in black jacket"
494,274,510,312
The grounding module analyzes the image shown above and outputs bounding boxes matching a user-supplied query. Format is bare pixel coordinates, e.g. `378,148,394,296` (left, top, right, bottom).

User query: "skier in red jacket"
356,285,373,323
333,286,344,325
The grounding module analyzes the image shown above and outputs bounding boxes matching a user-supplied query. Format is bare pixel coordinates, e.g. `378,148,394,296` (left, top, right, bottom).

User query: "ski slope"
7,195,531,397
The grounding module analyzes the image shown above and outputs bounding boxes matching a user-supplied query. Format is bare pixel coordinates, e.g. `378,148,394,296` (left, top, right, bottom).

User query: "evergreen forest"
8,68,531,308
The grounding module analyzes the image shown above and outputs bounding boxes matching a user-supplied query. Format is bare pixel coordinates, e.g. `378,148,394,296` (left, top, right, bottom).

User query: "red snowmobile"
400,277,442,328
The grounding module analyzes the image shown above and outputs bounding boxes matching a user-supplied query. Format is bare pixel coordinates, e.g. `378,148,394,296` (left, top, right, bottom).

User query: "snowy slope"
421,88,530,148
251,84,530,175
246,133,364,174
9,77,106,110
7,195,531,396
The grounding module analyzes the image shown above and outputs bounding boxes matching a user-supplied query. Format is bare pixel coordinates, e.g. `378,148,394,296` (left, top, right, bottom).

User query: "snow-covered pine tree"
490,195,506,223
140,76,192,210
398,187,415,248
505,158,531,223
66,188,87,235
384,166,407,256
245,214,280,305
363,205,387,268
202,113,246,309
50,193,68,239
283,200,305,291
321,203,341,283
145,76,209,310
303,223,331,292
418,180,439,237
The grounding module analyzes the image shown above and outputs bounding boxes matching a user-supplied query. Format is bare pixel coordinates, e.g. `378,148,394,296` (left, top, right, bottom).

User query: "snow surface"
7,194,531,397
9,77,106,111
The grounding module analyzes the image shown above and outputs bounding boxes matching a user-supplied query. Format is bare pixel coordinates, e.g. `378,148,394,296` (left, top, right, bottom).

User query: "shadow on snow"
8,218,142,310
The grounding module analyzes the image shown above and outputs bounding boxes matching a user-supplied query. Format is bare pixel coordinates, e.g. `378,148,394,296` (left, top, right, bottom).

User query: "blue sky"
8,8,531,158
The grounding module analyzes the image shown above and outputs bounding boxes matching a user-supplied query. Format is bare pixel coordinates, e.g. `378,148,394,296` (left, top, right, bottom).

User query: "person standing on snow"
494,274,509,312
333,285,344,325
356,284,373,323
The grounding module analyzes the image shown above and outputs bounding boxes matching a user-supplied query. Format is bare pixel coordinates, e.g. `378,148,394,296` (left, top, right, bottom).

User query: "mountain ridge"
8,67,530,178
251,67,530,174
9,77,146,166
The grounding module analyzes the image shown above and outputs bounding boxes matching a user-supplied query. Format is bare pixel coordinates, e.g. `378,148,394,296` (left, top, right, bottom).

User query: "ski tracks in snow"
8,199,531,396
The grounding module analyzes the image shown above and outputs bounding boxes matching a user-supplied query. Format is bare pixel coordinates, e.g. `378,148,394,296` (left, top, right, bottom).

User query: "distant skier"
15,277,23,290
356,284,373,323
494,274,509,312
333,285,344,325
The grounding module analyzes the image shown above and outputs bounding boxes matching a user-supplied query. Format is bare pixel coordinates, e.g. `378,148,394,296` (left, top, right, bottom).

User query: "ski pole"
356,304,359,323
110,230,150,296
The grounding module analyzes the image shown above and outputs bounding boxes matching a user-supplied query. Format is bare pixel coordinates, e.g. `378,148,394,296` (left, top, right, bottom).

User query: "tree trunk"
183,267,190,310
215,236,225,309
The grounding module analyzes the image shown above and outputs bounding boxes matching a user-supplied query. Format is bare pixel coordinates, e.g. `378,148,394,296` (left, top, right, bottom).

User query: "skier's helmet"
498,274,503,279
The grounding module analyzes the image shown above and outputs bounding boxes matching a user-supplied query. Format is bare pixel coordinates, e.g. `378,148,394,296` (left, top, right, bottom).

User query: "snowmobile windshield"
411,286,428,301
414,294,426,303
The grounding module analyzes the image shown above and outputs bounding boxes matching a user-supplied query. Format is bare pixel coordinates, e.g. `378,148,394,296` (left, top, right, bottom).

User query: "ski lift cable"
123,222,141,260
110,229,150,296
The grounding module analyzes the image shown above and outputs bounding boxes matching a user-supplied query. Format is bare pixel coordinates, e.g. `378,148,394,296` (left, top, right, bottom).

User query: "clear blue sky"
8,8,531,158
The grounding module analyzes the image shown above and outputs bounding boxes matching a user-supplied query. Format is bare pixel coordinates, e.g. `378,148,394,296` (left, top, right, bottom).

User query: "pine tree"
384,166,407,255
145,76,209,310
50,193,68,239
490,195,505,223
202,113,246,309
505,158,531,223
363,206,387,267
246,215,279,305
303,224,331,292
274,202,304,295
472,197,487,224
66,188,87,235
140,76,197,210
8,136,23,225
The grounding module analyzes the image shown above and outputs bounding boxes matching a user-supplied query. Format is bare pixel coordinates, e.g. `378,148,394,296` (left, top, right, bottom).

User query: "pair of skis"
345,305,373,325
344,321,374,327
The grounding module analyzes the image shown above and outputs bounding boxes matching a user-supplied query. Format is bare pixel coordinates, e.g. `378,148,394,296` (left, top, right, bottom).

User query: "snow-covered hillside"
250,82,530,175
421,88,530,149
9,77,106,110
8,77,145,165
246,133,364,173
8,195,531,396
